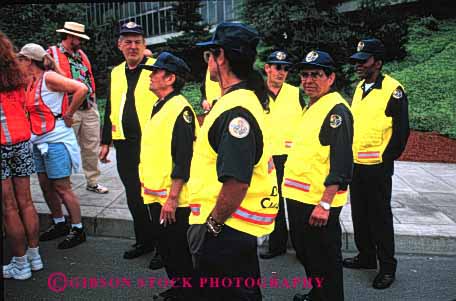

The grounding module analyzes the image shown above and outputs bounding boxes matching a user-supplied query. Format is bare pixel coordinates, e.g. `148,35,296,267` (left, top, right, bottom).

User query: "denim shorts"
33,143,72,179
1,141,35,180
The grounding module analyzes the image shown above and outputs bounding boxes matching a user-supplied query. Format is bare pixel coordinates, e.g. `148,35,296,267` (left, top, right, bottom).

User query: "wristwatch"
319,201,331,211
206,216,223,237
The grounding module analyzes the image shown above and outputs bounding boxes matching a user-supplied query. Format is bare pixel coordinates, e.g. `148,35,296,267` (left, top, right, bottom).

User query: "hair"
165,70,186,93
32,53,58,72
0,31,27,91
372,55,384,70
219,47,270,112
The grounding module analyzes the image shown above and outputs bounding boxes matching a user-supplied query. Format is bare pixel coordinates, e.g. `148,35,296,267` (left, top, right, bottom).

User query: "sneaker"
57,227,86,249
26,252,43,271
3,258,32,280
86,184,109,194
39,221,70,241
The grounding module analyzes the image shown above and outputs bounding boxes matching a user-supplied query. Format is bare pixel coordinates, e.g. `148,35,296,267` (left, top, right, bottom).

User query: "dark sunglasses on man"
273,64,291,72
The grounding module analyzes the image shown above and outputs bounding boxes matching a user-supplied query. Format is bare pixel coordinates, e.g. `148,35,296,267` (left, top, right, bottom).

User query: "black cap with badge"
196,22,259,58
119,21,144,36
350,38,385,62
140,51,190,77
295,50,336,71
266,50,292,65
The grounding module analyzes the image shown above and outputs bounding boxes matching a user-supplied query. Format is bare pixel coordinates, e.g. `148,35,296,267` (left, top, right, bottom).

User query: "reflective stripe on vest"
284,178,310,192
0,103,12,144
231,206,277,225
143,187,167,198
189,204,201,216
357,151,380,159
34,77,48,134
50,46,60,67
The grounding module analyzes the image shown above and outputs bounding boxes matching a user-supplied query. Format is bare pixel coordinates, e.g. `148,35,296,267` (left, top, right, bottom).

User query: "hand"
99,144,111,163
160,197,178,226
63,113,73,127
201,99,212,113
309,205,330,227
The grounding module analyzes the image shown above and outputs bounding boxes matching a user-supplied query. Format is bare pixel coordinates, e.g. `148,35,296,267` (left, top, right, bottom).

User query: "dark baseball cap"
266,50,292,65
140,51,190,77
196,22,259,56
119,21,144,36
295,50,336,71
350,38,385,62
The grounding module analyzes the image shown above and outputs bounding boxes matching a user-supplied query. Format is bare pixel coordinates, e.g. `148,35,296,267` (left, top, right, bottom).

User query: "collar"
125,56,148,71
267,84,282,100
59,43,80,59
362,73,384,91
225,81,249,95
155,90,179,106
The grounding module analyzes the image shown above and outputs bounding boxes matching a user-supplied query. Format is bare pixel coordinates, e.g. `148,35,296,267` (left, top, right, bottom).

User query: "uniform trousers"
288,200,344,301
192,225,262,301
113,139,157,247
267,155,289,253
350,163,397,274
148,204,197,298
72,107,101,186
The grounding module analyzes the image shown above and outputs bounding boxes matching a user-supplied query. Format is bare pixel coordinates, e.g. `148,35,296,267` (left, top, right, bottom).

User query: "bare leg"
13,176,39,248
52,177,81,224
2,179,26,256
37,172,64,218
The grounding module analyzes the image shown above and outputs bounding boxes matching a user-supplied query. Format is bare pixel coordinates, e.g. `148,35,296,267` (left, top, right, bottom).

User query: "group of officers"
92,19,409,301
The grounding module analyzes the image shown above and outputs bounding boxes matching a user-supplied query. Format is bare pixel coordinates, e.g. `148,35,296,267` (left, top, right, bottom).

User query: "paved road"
3,236,456,301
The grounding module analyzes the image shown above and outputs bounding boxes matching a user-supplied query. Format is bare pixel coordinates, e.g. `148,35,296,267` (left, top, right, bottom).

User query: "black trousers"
113,139,157,247
268,155,289,253
149,204,197,298
194,225,262,301
288,200,344,301
350,163,397,274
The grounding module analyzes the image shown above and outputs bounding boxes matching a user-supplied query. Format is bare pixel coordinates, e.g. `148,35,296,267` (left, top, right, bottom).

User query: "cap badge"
276,51,286,60
330,114,342,128
228,117,250,138
357,41,364,52
305,51,319,62
126,22,137,28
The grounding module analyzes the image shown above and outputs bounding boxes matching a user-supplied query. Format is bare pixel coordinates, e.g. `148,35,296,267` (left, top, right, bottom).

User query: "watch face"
320,202,330,210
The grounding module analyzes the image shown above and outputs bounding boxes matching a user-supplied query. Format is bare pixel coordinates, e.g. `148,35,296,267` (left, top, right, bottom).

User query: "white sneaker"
27,253,43,271
3,258,32,280
86,183,109,194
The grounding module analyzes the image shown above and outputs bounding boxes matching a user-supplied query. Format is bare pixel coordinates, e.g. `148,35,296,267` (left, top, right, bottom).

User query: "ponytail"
246,70,269,113
32,54,57,71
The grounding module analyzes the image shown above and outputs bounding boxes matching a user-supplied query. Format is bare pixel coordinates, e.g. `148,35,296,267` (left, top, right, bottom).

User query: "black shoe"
149,250,164,270
259,249,286,260
39,221,70,241
293,293,311,301
57,227,86,249
123,244,155,259
342,255,377,269
373,272,395,289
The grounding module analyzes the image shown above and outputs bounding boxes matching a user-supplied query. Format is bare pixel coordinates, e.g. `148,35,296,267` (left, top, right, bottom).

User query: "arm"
99,76,113,163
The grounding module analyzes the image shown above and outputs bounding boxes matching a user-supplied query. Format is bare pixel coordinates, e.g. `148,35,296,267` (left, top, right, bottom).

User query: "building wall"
86,1,242,45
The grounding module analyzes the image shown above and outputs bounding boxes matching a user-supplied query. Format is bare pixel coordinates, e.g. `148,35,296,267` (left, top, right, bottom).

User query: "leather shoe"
293,293,311,301
372,272,395,289
342,255,377,269
149,250,164,270
259,249,286,260
123,244,155,259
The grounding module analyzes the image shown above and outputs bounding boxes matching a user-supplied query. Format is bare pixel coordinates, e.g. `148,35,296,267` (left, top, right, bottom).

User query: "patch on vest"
183,110,193,123
392,88,403,99
330,114,342,128
228,117,250,138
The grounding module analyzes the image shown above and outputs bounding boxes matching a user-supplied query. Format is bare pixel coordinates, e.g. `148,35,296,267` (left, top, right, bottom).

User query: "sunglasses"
273,64,291,72
203,48,220,63
300,71,325,80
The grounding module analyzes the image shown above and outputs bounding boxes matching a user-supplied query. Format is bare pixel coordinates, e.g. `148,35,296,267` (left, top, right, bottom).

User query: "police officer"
99,22,163,269
283,50,353,301
260,50,306,260
139,52,198,300
187,22,278,300
343,38,410,290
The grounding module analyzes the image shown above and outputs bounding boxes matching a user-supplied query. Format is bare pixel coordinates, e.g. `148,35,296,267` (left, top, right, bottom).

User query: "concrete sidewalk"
30,147,456,255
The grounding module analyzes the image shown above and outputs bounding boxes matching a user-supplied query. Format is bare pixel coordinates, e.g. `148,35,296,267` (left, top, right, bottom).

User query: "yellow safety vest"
188,88,278,237
282,92,351,207
204,69,221,105
139,94,198,206
265,83,303,155
352,74,403,164
110,57,158,140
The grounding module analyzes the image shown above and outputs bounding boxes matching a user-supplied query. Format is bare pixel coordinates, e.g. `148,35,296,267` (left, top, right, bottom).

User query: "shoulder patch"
330,114,342,128
182,110,193,124
392,88,403,99
228,117,250,138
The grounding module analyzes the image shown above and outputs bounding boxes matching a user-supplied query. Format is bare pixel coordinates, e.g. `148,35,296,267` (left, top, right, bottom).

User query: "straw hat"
56,22,90,40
